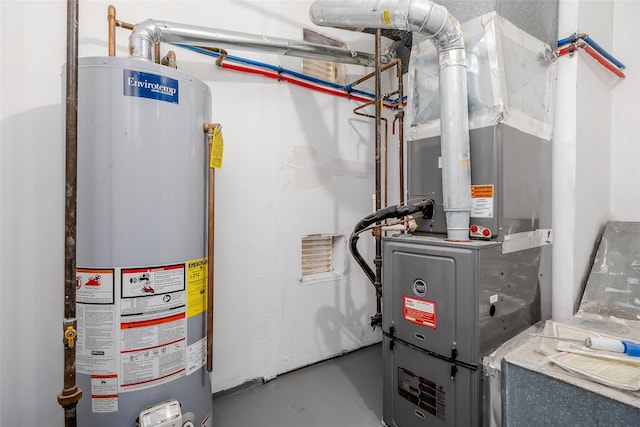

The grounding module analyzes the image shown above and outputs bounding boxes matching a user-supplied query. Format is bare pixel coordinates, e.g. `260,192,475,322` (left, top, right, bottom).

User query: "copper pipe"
396,59,405,205
194,46,229,66
203,123,218,372
57,0,83,425
384,113,388,209
348,60,396,88
108,5,115,56
154,43,161,64
107,5,134,56
353,101,388,209
373,28,383,327
116,20,134,30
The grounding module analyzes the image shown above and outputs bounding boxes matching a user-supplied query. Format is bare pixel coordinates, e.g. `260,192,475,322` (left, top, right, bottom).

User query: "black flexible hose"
349,199,434,287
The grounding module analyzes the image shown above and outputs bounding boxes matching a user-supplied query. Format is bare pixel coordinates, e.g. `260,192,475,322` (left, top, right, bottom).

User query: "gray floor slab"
212,344,383,427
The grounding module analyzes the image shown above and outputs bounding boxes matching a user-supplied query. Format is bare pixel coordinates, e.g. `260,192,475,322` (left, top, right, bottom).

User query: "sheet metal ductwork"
310,0,471,241
128,19,376,67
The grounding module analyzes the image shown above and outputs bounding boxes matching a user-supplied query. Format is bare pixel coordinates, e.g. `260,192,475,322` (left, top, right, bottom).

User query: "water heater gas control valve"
138,400,187,427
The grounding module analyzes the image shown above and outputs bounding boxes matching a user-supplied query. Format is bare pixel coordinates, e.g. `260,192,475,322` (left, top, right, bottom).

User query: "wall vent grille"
301,235,334,276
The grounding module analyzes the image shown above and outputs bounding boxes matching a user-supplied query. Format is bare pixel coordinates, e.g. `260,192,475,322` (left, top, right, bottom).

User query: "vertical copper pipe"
373,29,383,325
203,124,217,372
354,102,389,210
107,5,116,56
384,110,389,209
154,43,161,64
396,60,405,205
57,1,82,426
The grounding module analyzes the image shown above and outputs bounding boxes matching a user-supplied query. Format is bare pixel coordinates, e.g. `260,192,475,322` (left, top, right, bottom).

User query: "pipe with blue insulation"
176,43,406,107
583,36,625,69
557,34,625,70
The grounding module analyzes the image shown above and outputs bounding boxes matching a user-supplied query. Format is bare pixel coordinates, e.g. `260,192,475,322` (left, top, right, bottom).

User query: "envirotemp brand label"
123,69,179,104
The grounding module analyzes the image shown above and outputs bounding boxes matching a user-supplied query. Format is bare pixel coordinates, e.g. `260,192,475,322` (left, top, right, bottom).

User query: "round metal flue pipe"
128,19,377,67
310,0,472,240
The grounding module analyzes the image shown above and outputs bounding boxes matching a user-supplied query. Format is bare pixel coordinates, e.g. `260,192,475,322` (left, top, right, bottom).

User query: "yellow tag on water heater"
210,127,224,169
383,10,391,25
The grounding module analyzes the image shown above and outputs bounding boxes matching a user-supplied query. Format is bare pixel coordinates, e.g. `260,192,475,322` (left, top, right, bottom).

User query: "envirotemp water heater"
74,56,213,427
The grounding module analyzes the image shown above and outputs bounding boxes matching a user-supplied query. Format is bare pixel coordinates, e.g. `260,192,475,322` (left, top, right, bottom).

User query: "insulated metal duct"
129,19,376,67
310,0,472,241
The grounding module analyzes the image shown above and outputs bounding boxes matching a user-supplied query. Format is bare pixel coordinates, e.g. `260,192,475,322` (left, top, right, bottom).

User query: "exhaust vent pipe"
129,19,376,67
310,0,471,241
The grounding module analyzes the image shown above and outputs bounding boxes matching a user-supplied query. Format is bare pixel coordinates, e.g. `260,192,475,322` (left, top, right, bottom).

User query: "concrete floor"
212,343,383,427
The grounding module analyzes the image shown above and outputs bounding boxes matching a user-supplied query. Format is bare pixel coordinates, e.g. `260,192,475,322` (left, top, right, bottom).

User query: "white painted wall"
1,2,67,425
1,1,387,425
1,0,637,425
611,1,640,220
552,0,630,320
572,0,615,312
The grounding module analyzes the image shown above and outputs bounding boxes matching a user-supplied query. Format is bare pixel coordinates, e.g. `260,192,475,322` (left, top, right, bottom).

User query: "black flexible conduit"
349,199,434,326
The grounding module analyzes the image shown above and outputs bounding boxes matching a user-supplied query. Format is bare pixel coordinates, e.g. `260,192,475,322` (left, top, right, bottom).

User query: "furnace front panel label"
398,367,446,421
123,70,179,104
403,295,437,329
471,184,494,218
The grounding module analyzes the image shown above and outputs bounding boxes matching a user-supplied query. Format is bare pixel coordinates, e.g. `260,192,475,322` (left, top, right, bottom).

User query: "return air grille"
302,29,345,84
301,235,334,276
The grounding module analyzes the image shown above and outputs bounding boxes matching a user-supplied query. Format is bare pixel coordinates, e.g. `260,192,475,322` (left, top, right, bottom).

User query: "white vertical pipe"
552,0,579,321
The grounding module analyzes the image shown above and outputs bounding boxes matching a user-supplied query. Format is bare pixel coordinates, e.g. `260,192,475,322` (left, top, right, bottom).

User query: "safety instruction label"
471,184,494,218
91,374,118,413
187,337,206,375
119,312,186,392
187,258,208,318
76,260,207,396
77,268,114,304
76,268,117,375
397,367,446,421
76,303,116,374
403,295,437,329
121,264,185,298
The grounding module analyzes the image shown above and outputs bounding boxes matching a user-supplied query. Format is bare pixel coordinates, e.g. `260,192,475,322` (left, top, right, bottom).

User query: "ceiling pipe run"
310,0,472,241
128,19,377,67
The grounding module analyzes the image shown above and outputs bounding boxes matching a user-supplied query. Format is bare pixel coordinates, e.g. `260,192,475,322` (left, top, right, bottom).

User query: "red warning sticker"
403,295,437,329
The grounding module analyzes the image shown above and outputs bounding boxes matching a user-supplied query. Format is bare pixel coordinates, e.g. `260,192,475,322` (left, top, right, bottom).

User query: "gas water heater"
75,56,213,427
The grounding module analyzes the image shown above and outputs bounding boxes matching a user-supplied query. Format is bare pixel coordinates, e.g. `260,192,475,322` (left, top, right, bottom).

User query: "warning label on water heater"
403,295,437,329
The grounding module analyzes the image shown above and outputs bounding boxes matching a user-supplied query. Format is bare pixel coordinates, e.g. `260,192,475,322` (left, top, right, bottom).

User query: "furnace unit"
381,13,555,427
